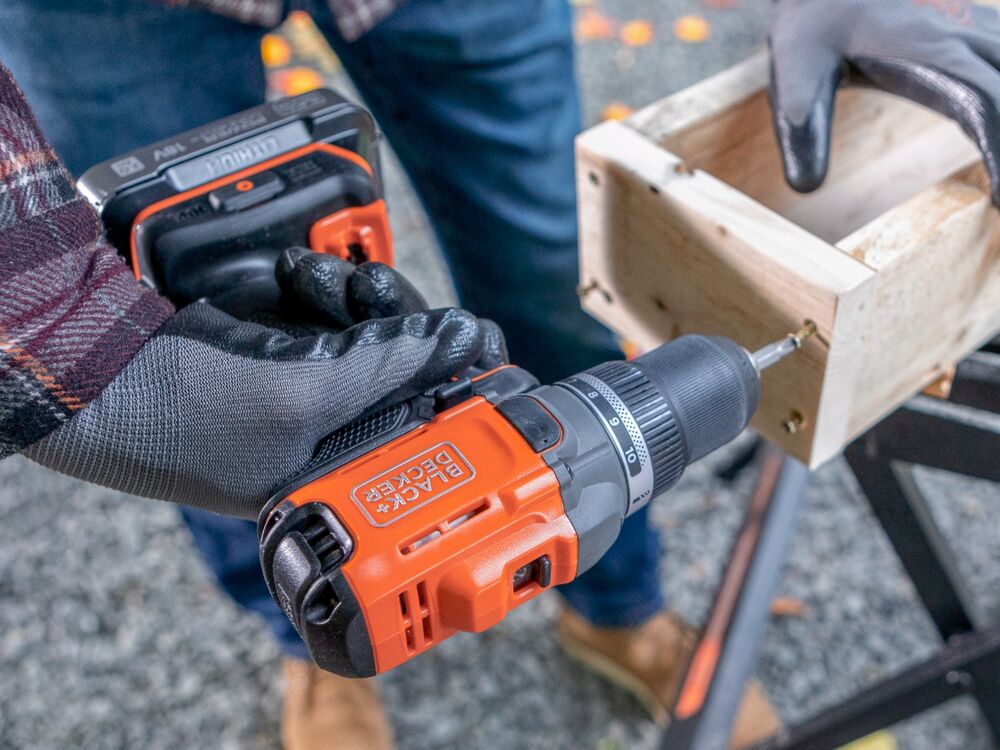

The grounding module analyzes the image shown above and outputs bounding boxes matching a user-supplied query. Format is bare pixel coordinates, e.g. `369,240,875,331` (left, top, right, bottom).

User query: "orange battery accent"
309,199,393,266
282,396,579,674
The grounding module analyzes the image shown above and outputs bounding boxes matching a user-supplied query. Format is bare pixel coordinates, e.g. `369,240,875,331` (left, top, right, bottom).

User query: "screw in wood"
783,410,806,434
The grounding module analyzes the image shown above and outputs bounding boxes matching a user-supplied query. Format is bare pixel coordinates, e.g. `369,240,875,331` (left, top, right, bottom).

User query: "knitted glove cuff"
0,63,174,457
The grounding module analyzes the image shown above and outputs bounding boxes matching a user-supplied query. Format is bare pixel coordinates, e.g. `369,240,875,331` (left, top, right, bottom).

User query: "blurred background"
2,1,999,748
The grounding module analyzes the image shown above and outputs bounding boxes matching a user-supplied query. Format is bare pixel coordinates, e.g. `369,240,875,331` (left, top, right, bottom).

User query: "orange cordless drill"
81,90,808,680
257,330,808,677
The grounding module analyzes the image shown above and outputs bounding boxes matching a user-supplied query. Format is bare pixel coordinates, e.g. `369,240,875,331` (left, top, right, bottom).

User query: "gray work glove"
26,250,507,519
770,0,1000,203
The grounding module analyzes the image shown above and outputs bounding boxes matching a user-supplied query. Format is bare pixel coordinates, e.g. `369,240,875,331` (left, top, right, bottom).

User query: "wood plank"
580,56,1000,466
627,52,979,243
577,121,875,464
837,164,1000,440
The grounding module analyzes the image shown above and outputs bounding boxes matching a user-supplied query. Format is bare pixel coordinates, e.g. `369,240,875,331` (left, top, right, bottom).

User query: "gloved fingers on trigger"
854,49,1000,206
769,50,843,194
348,262,428,321
276,247,356,330
390,307,490,388
306,307,491,424
473,319,509,371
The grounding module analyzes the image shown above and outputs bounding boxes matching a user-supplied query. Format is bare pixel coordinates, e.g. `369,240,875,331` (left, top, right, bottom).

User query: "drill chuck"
635,336,760,464
558,336,760,514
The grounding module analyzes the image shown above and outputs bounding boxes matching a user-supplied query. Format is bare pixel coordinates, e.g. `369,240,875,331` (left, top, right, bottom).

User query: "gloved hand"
26,249,506,519
769,0,1000,203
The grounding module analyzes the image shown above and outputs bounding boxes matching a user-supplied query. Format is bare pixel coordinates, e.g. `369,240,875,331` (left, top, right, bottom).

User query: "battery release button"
209,170,285,212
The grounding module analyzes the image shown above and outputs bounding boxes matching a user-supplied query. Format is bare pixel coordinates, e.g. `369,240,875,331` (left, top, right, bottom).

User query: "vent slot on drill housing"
399,582,433,653
399,500,489,555
301,516,348,572
299,512,352,626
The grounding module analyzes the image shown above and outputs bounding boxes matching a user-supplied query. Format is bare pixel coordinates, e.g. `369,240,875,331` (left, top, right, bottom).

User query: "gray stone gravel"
0,458,282,750
3,2,1000,749
576,0,770,126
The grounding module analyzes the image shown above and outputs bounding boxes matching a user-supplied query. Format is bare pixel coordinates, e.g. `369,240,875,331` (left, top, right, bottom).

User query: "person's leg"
0,0,267,176
558,506,663,626
311,0,622,382
0,0,307,658
309,0,664,624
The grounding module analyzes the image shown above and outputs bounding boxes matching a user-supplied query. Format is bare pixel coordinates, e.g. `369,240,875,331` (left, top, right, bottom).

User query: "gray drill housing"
533,384,632,576
527,335,762,578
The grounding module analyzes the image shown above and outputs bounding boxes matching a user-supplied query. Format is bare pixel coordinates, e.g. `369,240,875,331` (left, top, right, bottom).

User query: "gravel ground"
3,2,1000,749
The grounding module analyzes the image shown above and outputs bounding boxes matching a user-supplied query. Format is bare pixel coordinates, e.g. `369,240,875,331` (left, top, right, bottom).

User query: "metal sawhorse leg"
658,344,1000,750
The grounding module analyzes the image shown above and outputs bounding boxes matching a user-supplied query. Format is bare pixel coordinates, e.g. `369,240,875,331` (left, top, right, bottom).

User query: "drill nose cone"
634,335,762,465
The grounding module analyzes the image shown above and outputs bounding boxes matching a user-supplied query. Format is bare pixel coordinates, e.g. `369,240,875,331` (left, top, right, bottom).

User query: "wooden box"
577,53,1000,468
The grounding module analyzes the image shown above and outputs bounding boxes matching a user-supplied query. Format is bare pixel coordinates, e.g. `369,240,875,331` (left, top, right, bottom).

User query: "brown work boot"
281,658,395,750
557,607,781,749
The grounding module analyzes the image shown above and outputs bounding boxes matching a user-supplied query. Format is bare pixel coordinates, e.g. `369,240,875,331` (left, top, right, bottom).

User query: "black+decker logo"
351,442,475,527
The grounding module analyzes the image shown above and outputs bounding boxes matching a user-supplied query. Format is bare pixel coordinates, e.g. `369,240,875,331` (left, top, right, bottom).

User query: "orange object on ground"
621,19,655,46
261,33,293,67
602,102,635,122
674,15,711,43
576,7,616,40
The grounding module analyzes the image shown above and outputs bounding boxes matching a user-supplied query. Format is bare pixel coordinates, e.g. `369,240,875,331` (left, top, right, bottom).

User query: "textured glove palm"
770,0,1000,203
27,251,506,519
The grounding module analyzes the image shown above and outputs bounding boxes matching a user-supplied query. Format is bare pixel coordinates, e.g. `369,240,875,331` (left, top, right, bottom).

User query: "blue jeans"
0,0,664,656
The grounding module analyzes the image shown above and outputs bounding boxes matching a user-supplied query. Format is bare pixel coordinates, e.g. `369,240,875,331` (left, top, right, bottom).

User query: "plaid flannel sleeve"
0,64,174,458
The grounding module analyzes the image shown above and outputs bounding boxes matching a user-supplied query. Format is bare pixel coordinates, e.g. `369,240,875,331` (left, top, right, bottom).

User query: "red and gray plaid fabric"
0,65,174,458
169,0,405,39
1,0,401,457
